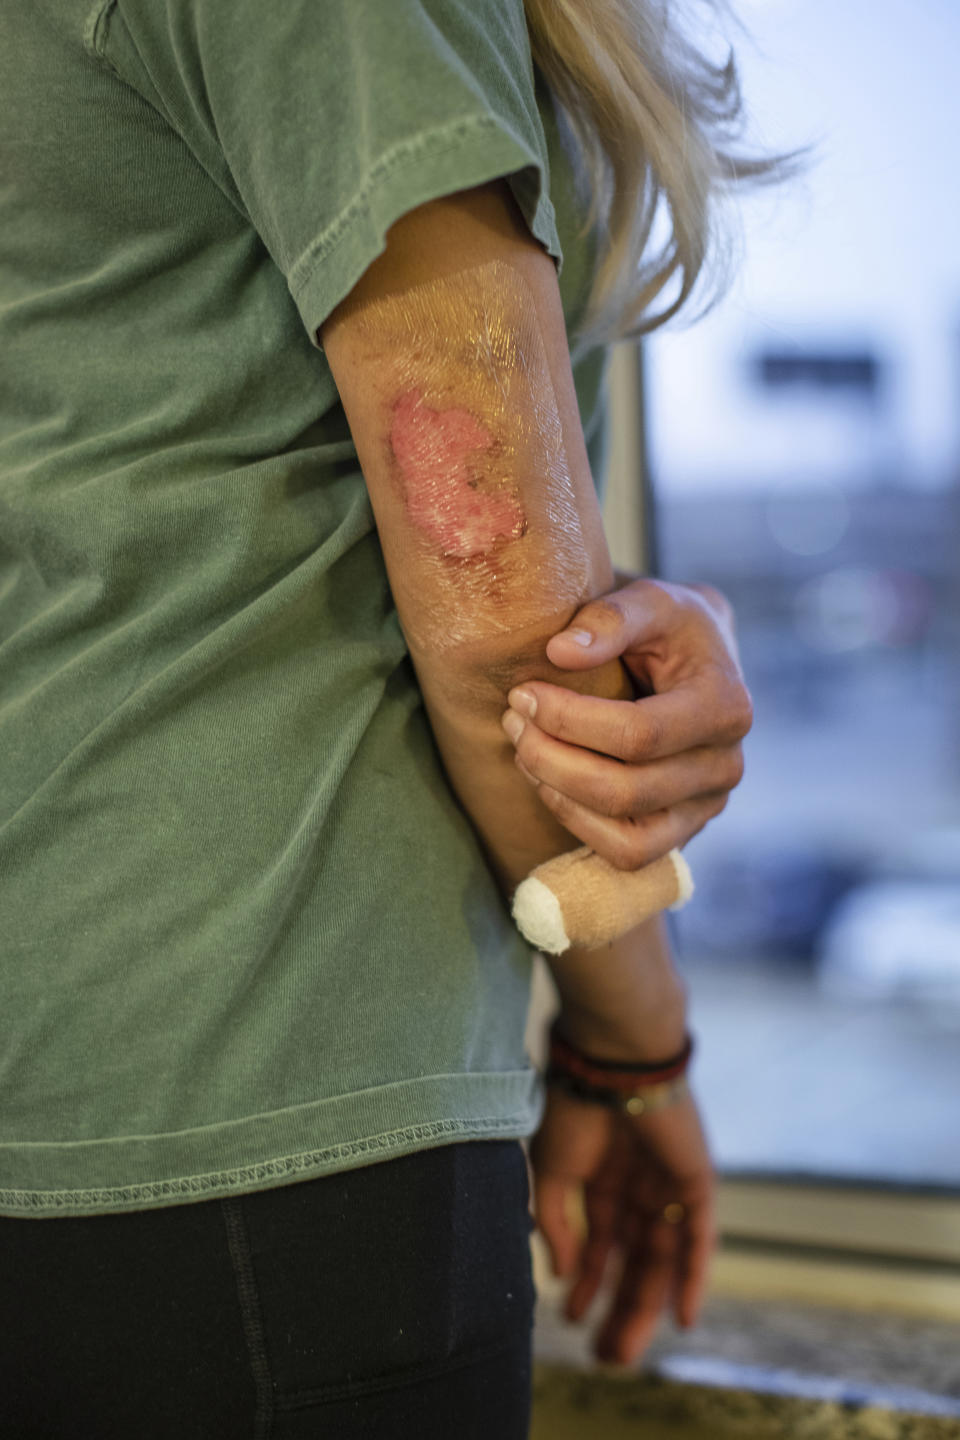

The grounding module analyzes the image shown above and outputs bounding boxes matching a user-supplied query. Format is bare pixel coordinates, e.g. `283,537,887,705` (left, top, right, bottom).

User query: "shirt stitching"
289,113,556,305
0,1111,537,1213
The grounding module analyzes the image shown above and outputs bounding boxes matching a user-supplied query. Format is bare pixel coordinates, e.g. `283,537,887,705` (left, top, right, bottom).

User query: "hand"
502,577,753,870
529,1079,717,1366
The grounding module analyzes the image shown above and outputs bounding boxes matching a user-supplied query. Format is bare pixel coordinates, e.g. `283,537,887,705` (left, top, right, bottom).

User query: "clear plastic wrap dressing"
342,259,591,655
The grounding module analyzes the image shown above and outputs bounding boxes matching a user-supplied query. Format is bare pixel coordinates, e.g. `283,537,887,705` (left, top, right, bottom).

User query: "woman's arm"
321,179,684,1041
320,181,637,890
547,912,687,1060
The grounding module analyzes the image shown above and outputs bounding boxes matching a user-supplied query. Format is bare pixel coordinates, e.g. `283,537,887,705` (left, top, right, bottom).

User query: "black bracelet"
544,1066,627,1109
550,1017,694,1075
544,1064,690,1114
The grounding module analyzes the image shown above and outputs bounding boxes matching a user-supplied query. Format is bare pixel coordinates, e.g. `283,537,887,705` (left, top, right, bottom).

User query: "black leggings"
2,1139,536,1439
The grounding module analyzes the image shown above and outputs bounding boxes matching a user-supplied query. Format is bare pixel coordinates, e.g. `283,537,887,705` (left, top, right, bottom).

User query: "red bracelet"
549,1023,694,1094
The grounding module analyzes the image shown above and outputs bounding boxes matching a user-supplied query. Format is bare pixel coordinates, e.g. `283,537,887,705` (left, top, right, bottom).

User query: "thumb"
545,592,651,670
534,1173,583,1278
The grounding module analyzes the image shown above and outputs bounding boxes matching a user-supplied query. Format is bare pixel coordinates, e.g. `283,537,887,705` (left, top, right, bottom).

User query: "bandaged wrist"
512,845,694,954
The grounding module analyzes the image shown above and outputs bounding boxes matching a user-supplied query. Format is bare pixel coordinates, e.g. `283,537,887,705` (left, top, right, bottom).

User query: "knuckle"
612,711,640,759
625,713,662,762
696,581,733,620
610,826,648,871
627,776,654,818
584,596,627,630
727,686,754,740
548,692,579,744
594,778,627,818
724,748,745,789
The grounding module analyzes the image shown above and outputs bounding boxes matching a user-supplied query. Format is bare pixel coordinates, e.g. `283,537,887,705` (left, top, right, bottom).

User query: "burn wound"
345,259,590,651
389,387,527,558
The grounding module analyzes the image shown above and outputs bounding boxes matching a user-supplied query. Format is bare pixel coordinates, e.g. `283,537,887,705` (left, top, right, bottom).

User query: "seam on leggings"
276,1333,528,1413
221,1197,275,1440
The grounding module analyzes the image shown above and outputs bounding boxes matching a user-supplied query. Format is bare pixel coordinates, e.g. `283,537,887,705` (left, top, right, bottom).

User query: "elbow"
414,617,630,719
411,607,577,711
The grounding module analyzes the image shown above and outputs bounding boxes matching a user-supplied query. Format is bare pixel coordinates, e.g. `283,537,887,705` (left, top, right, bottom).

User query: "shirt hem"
0,1067,545,1218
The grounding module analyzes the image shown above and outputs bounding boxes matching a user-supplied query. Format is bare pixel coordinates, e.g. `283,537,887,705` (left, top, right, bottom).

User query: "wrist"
545,1015,694,1114
555,987,688,1065
545,913,687,1062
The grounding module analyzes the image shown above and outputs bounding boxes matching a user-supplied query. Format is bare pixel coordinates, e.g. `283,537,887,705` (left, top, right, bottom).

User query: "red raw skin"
389,387,527,559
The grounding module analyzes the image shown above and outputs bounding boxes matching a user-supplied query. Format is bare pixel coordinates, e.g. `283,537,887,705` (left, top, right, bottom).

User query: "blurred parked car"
816,881,960,1007
676,844,863,959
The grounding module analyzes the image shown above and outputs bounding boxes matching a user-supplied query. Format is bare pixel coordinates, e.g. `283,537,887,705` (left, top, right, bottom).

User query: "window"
602,0,960,1299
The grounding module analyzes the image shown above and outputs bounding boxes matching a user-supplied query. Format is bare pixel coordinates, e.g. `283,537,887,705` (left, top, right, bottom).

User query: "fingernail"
501,709,525,744
557,628,593,647
507,686,537,720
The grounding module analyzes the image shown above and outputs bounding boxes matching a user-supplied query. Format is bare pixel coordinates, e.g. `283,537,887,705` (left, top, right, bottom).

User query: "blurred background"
604,0,960,1191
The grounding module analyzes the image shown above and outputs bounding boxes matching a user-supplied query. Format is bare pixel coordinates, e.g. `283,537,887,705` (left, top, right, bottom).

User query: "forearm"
414,635,687,1058
412,611,632,893
547,912,688,1061
319,208,682,1041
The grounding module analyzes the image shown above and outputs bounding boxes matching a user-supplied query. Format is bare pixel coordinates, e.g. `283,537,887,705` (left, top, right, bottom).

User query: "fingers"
537,578,754,772
506,679,752,764
674,1195,717,1329
500,679,746,868
595,1210,680,1365
520,788,728,872
686,581,735,629
565,1229,616,1321
544,587,672,670
534,1174,582,1279
504,713,744,822
530,1090,617,1278
544,578,747,686
565,1183,621,1321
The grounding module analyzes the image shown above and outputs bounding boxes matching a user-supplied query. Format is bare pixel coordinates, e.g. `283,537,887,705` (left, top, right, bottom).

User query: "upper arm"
320,179,614,699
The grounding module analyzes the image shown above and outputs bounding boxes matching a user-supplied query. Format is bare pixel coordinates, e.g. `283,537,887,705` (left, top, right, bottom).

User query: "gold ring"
661,1202,685,1224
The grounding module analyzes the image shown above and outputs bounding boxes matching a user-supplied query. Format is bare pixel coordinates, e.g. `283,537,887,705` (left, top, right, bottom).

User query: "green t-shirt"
0,0,612,1216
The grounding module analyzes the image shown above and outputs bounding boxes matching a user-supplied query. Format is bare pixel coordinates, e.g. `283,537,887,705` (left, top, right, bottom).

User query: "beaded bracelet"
546,1020,694,1116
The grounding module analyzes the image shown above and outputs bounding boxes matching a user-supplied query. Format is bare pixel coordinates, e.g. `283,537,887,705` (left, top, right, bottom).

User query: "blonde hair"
522,0,815,352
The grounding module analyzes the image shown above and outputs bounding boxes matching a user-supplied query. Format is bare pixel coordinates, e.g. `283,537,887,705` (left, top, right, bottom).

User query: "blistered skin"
346,259,590,653
389,387,527,557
